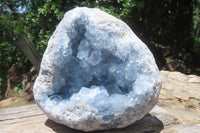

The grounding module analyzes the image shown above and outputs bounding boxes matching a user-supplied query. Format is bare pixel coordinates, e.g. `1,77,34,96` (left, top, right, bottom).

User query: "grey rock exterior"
33,7,161,131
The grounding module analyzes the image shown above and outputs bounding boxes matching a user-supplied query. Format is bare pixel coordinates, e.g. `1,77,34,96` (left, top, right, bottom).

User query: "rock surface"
0,104,177,133
1,104,199,133
1,71,200,133
33,7,161,131
159,70,200,124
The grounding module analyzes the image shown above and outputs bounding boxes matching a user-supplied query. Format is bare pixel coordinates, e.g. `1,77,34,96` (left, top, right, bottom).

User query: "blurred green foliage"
0,0,200,99
26,0,200,67
14,85,22,95
0,0,29,99
193,0,200,65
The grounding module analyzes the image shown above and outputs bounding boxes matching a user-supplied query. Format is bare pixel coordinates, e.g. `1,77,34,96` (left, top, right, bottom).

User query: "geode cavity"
33,7,162,131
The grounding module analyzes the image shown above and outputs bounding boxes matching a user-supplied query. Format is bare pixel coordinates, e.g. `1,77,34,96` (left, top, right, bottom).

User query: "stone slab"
0,104,181,133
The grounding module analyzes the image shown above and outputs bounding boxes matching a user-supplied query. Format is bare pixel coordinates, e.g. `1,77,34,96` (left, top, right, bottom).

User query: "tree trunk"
5,79,13,98
15,35,42,70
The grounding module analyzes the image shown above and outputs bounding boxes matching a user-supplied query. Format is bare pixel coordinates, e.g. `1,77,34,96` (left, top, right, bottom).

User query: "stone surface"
1,71,200,133
150,105,180,126
1,104,199,133
33,7,161,131
159,70,200,124
162,124,200,133
0,104,177,133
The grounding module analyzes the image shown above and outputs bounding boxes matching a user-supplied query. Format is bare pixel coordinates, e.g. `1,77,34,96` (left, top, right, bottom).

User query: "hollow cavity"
48,20,137,101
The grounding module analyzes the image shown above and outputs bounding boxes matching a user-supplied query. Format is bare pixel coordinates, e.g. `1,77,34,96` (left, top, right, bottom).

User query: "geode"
33,7,162,131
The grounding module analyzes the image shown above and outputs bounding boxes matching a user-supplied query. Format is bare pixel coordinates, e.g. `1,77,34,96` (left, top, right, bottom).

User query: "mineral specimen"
33,7,162,131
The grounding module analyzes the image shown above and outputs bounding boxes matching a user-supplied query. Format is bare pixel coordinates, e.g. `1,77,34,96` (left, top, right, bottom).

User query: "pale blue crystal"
33,7,162,131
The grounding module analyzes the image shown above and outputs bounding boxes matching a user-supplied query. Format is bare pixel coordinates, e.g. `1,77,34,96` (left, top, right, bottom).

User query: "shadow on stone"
45,113,164,133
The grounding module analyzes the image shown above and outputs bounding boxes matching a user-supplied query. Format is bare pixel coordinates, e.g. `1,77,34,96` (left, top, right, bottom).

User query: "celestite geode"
33,7,162,131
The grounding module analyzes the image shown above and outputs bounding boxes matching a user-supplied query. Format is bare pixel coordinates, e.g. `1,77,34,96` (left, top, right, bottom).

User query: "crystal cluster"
33,7,162,131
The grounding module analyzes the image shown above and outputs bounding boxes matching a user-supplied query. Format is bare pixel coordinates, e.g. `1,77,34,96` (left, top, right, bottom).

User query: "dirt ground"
0,96,35,109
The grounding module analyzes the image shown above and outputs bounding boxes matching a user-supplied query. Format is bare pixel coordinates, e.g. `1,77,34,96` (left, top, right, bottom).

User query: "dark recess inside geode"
49,20,134,100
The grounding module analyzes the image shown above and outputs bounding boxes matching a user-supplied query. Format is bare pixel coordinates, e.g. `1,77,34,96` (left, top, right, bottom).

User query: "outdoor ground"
0,96,35,109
